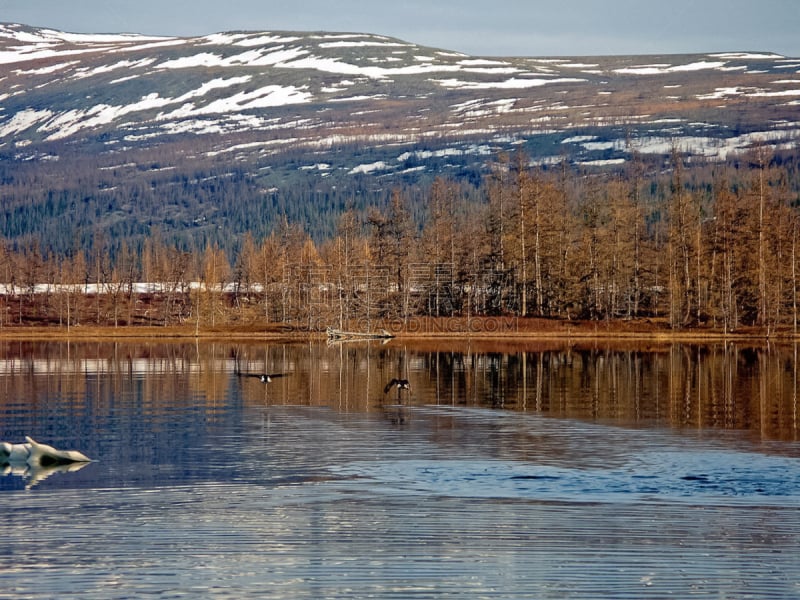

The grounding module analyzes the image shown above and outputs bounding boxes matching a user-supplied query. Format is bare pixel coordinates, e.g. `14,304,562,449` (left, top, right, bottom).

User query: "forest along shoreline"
0,317,794,342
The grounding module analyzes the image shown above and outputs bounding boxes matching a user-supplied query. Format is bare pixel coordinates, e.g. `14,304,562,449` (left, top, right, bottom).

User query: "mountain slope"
1,23,799,251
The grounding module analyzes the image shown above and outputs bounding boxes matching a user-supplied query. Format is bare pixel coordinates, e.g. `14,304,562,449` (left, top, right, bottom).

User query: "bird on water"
238,372,287,384
384,378,411,394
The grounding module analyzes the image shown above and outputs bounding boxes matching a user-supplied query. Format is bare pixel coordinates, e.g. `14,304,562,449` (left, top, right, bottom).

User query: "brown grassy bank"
0,317,791,344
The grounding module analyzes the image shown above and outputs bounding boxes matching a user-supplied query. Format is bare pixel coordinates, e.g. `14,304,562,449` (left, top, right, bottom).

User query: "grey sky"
2,0,799,57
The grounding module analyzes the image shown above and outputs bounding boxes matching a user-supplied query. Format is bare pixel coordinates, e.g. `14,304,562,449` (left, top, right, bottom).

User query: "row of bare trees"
0,146,798,332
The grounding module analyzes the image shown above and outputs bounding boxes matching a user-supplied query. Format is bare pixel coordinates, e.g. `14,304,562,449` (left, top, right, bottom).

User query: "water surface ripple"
1,342,799,599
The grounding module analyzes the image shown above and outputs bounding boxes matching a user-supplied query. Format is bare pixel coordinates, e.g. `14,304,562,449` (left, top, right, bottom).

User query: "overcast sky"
3,0,799,57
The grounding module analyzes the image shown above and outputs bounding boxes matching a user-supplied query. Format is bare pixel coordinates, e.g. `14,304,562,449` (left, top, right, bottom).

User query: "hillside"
1,23,799,253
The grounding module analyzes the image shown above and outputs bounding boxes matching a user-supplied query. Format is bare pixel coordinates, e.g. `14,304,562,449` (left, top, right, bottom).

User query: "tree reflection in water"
0,339,797,443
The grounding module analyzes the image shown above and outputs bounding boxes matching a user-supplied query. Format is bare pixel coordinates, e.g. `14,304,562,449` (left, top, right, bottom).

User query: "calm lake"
1,338,799,598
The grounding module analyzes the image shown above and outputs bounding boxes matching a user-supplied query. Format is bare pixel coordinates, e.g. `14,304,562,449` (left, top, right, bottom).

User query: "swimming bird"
384,378,411,394
238,372,287,384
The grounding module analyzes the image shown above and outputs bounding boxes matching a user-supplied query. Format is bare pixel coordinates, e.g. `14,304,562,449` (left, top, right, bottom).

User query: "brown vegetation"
1,146,799,339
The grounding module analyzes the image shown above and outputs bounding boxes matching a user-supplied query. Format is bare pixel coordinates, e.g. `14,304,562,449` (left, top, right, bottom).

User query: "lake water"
1,339,799,598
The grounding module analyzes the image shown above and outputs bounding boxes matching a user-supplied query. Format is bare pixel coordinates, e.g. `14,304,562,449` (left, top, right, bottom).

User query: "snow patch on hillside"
614,61,726,75
350,161,389,174
0,75,311,140
0,108,53,137
157,47,308,69
436,77,584,89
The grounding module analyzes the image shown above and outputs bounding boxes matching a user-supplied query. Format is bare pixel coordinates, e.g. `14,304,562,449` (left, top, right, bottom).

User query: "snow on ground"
579,158,626,166
614,61,726,75
709,52,784,60
2,24,798,159
698,86,800,100
436,77,585,90
582,140,617,151
328,95,387,102
157,46,308,69
157,52,225,69
318,40,409,49
450,98,518,117
0,73,316,140
204,138,298,156
0,24,168,45
73,57,157,79
396,146,490,162
0,46,112,65
40,94,173,140
107,39,188,53
0,108,53,137
39,29,170,44
629,128,800,159
277,55,460,78
193,85,311,112
556,62,600,69
562,135,598,144
458,58,512,67
349,160,389,174
233,34,302,47
697,87,750,100
750,89,800,97
0,24,178,64
13,61,79,75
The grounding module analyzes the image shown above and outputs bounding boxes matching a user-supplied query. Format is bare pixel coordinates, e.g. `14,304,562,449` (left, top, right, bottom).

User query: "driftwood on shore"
326,327,395,341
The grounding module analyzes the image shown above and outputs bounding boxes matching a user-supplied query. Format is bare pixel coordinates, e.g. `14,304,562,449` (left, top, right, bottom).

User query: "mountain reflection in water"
2,339,795,438
0,340,799,599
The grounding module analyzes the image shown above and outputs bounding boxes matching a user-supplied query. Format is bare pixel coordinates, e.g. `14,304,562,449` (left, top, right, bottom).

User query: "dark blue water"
1,341,799,598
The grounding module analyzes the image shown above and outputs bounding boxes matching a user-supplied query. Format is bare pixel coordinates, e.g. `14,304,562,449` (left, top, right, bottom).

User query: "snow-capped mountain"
3,23,799,164
1,23,799,249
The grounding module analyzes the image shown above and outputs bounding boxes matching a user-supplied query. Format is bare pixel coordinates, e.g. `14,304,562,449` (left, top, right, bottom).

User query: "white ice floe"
1,436,91,466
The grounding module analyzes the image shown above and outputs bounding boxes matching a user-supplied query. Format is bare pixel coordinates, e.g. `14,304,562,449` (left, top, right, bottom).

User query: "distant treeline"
0,140,472,256
1,146,800,331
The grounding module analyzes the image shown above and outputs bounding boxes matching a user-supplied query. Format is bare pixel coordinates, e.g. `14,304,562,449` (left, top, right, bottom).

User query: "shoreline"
0,318,794,344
